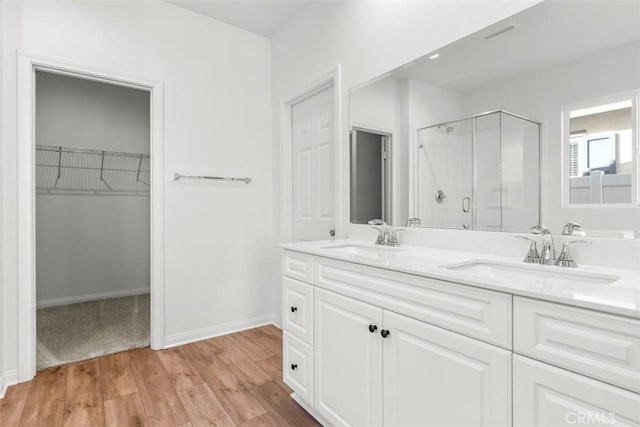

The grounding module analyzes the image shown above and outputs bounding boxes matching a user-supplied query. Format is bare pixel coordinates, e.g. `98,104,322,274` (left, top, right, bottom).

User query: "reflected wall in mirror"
349,0,640,237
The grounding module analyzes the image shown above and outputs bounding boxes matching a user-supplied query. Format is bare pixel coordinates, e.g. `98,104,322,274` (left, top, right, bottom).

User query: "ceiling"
388,0,640,93
167,1,322,37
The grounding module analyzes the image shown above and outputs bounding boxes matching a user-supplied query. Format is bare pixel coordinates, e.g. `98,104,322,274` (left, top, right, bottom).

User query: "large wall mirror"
349,0,640,237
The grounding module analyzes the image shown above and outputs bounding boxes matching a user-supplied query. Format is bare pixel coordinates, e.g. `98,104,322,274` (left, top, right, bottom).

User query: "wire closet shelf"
36,145,150,196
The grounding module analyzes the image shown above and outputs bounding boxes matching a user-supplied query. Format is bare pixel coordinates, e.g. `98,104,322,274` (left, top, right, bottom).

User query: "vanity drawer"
314,257,512,348
283,251,313,283
283,277,314,345
514,297,640,393
283,331,314,405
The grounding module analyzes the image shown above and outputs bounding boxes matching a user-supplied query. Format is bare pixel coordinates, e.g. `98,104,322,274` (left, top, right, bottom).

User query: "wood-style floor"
0,325,320,426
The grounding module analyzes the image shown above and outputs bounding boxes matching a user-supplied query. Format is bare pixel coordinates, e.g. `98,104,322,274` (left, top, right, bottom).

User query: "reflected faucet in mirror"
406,218,422,227
562,222,586,236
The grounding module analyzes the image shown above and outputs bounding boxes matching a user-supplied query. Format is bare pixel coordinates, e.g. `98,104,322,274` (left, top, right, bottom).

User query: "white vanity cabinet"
281,251,512,426
513,298,640,426
313,287,511,427
513,355,640,427
281,249,640,427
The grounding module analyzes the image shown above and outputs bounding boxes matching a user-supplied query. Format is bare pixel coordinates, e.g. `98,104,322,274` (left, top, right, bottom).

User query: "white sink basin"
321,243,404,260
444,260,620,287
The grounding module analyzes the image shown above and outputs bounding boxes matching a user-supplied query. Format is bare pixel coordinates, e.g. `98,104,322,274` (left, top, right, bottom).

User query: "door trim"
16,52,165,381
279,65,342,243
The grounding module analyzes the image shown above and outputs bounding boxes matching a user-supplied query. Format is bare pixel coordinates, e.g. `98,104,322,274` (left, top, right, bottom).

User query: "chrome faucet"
368,219,401,246
529,225,556,265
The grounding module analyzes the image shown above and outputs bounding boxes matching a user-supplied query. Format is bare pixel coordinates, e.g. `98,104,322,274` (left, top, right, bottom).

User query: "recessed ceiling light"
429,53,440,59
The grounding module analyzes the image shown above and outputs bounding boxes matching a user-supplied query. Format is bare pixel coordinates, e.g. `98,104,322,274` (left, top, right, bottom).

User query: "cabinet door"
514,355,640,427
314,288,383,427
383,310,512,427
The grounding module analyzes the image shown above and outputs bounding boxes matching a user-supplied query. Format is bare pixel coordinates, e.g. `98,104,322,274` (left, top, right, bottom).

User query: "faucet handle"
562,222,585,236
406,218,422,227
371,227,385,245
388,228,404,247
515,236,541,263
529,224,551,235
555,240,591,268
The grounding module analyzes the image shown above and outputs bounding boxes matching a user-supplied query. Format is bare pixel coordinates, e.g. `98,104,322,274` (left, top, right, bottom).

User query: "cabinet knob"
380,329,390,338
290,306,298,313
291,363,298,370
368,324,378,333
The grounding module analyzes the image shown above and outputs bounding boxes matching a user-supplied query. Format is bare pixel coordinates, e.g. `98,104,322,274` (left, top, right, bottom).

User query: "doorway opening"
350,128,392,224
34,70,151,369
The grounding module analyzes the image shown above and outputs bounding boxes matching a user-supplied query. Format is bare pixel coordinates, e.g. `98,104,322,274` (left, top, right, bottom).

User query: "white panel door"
513,355,640,427
314,288,383,427
292,87,335,241
383,310,512,427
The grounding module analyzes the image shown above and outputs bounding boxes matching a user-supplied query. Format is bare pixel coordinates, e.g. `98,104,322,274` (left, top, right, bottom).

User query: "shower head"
437,124,454,134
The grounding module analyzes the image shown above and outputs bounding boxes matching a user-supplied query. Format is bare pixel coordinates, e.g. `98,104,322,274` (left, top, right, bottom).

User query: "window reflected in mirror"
566,95,637,205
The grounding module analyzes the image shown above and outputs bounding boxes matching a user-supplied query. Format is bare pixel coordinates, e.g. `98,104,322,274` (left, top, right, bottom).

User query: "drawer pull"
290,306,298,313
291,363,298,370
368,324,378,333
380,329,390,338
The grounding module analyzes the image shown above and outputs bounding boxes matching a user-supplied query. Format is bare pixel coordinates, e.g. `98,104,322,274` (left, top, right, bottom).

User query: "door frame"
279,65,342,242
16,53,165,381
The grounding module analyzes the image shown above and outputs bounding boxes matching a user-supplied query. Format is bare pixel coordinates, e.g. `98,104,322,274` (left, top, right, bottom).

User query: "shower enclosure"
416,110,540,232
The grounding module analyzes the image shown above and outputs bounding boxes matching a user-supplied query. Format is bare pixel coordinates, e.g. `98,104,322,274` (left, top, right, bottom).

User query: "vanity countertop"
279,239,640,320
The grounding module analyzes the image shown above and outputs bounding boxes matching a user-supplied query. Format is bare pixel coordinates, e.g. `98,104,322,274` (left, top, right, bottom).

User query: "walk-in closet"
35,71,151,369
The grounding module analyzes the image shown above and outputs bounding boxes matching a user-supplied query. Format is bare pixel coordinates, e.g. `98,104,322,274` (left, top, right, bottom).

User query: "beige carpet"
36,294,150,370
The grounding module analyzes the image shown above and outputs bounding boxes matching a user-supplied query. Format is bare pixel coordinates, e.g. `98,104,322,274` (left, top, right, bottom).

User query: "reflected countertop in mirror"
349,0,640,238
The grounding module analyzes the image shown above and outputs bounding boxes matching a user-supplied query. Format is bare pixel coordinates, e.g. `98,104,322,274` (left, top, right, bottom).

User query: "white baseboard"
272,314,282,329
0,370,18,399
164,313,278,349
37,287,150,308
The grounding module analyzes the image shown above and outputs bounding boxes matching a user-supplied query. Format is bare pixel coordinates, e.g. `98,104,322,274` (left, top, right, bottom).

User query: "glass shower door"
417,119,473,230
474,112,502,232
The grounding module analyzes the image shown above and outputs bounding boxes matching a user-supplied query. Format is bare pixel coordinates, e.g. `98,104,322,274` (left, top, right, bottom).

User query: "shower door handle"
462,197,471,213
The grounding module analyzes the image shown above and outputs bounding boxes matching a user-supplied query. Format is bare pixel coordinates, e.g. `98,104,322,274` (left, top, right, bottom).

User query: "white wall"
0,0,6,399
461,41,640,236
36,72,150,306
350,76,398,132
271,0,541,244
1,1,274,381
408,79,463,227
36,72,150,152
